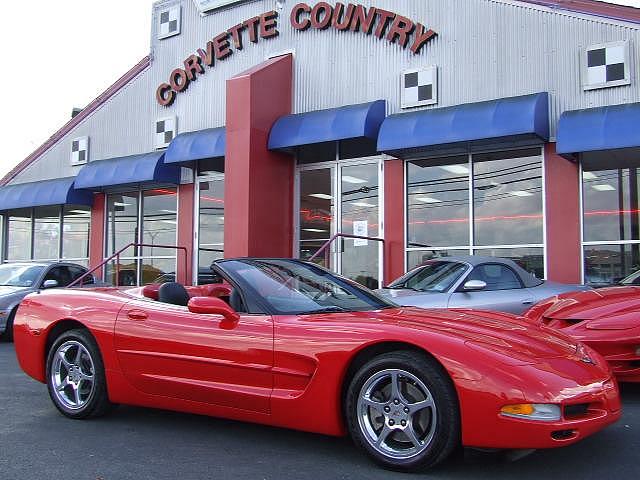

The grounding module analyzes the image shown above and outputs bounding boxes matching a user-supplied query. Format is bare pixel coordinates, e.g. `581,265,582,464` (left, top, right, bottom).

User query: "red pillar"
544,143,582,283
89,193,106,277
383,159,405,285
224,55,294,258
177,183,194,284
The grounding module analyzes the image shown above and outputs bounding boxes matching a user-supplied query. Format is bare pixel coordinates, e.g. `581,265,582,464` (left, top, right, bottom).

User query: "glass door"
297,159,382,288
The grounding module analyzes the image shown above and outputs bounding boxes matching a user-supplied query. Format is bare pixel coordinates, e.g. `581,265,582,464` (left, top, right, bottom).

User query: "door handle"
522,299,534,305
127,310,148,321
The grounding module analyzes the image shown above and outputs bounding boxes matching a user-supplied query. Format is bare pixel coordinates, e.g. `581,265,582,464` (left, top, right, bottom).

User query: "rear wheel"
346,351,460,471
46,329,113,419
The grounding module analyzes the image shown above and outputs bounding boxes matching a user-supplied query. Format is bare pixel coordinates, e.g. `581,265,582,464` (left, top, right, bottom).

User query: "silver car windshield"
0,264,45,287
388,261,468,293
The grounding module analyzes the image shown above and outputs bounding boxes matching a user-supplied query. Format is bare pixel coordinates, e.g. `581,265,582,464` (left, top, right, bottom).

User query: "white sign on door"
353,221,369,247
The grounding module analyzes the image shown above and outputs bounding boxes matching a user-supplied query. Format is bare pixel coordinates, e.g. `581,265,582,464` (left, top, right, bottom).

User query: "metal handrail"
67,243,189,288
308,233,385,279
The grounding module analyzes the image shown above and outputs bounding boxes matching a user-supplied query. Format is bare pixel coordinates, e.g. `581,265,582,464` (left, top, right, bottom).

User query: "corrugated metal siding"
10,0,640,184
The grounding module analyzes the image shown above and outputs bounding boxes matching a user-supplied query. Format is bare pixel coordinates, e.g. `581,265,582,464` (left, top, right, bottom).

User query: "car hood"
0,285,30,297
375,288,442,300
536,286,640,325
329,307,579,362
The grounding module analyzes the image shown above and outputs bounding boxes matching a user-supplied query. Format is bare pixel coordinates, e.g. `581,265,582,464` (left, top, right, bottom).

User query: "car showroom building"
1,0,640,288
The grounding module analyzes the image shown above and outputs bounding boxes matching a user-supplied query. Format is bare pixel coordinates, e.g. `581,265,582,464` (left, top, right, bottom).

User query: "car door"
114,295,273,413
447,263,534,314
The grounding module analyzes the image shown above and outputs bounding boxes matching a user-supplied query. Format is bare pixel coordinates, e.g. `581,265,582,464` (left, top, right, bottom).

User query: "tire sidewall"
45,329,106,419
346,352,460,471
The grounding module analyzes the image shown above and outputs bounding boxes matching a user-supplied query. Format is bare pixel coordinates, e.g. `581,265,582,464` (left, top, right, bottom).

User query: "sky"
0,0,639,180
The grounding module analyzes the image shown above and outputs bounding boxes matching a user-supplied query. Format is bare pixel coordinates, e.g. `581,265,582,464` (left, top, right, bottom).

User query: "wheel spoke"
409,398,434,414
376,425,392,446
362,397,386,414
72,384,81,406
404,423,423,448
390,372,408,403
74,345,84,365
57,377,70,392
58,351,71,369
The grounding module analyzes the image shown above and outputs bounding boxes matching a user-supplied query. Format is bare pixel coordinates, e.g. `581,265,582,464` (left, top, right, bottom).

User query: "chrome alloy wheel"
50,340,96,410
357,369,437,460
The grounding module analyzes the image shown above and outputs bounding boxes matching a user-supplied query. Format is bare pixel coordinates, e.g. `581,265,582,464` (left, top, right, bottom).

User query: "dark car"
0,262,91,341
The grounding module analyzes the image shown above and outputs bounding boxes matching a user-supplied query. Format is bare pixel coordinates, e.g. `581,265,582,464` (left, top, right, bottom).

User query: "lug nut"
401,420,407,426
389,420,395,426
404,407,410,413
384,406,390,413
394,399,399,405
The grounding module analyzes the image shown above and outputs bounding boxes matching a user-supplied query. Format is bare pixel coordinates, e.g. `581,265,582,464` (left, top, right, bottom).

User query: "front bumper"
464,378,621,449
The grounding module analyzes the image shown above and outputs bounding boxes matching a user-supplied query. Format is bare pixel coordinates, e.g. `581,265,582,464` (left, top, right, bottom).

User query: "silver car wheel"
50,340,96,410
357,368,437,460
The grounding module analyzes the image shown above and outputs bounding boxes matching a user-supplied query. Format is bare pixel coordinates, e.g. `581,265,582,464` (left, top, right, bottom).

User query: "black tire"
345,351,460,471
1,308,16,342
45,329,114,419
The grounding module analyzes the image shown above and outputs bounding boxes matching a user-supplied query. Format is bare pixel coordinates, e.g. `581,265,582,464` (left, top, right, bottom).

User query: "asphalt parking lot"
1,342,638,480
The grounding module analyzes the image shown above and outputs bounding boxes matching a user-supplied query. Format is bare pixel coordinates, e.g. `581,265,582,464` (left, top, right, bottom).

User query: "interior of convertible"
135,282,247,313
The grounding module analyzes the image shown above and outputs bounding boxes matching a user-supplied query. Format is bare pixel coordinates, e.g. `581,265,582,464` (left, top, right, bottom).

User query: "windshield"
0,264,45,287
620,269,640,286
215,259,395,315
387,261,468,293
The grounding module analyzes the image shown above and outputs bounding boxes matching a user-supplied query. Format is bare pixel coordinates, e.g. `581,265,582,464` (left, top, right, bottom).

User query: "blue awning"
75,152,181,191
165,127,226,165
378,93,549,158
0,177,93,210
557,103,640,160
268,100,386,151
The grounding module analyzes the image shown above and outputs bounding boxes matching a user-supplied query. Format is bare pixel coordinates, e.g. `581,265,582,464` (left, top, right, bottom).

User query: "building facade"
1,0,640,288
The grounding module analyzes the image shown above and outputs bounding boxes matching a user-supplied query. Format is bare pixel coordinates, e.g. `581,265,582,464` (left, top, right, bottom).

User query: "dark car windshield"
619,270,640,286
215,259,395,315
388,261,468,293
0,264,45,287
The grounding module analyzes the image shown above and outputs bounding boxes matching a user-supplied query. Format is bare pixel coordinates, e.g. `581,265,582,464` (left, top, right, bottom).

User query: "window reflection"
584,244,640,287
7,209,32,261
62,205,90,260
33,206,61,260
142,189,177,258
299,168,333,264
198,177,225,283
106,193,138,257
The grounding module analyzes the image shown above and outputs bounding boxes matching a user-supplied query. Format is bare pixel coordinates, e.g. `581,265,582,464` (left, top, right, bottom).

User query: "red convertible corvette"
525,286,640,383
14,259,620,471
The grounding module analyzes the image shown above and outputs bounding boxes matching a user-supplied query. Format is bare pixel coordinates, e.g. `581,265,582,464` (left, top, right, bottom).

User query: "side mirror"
463,280,487,292
188,296,240,324
42,279,59,289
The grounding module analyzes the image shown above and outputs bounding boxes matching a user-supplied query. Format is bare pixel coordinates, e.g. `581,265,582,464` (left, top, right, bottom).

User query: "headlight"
500,404,561,422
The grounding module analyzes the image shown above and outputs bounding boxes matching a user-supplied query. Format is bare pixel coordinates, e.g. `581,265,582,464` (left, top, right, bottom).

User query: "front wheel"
1,308,16,342
46,329,114,419
346,351,460,471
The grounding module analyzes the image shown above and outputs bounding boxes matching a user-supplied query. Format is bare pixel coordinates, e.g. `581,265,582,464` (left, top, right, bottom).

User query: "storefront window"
106,193,139,256
407,148,544,275
33,206,61,260
299,168,333,262
582,167,640,285
198,176,224,284
7,209,32,261
62,205,90,261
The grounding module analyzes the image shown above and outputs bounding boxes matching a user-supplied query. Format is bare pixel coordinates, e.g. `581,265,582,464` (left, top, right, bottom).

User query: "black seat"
158,282,190,306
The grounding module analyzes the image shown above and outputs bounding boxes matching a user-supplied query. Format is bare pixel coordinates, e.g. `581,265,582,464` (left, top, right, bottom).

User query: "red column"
177,183,194,284
544,143,582,283
383,159,405,285
89,193,106,277
224,55,294,258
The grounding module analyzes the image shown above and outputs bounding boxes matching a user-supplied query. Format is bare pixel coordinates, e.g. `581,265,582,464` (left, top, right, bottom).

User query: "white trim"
583,240,640,246
541,146,548,279
579,161,585,283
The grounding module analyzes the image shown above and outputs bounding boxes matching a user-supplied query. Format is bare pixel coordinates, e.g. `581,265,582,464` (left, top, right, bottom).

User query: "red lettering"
214,32,232,59
260,11,279,39
156,83,175,107
244,16,260,43
290,3,311,31
410,23,437,54
169,69,189,93
311,2,333,30
183,55,204,81
197,41,215,67
332,3,355,30
349,5,376,34
374,10,395,39
386,15,415,48
228,23,246,50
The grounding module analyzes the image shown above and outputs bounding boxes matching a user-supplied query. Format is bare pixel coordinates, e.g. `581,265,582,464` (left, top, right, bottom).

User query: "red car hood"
337,307,580,362
537,286,640,326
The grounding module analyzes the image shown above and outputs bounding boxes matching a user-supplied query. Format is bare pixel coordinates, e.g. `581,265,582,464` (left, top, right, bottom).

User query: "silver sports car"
375,256,590,314
0,262,91,341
